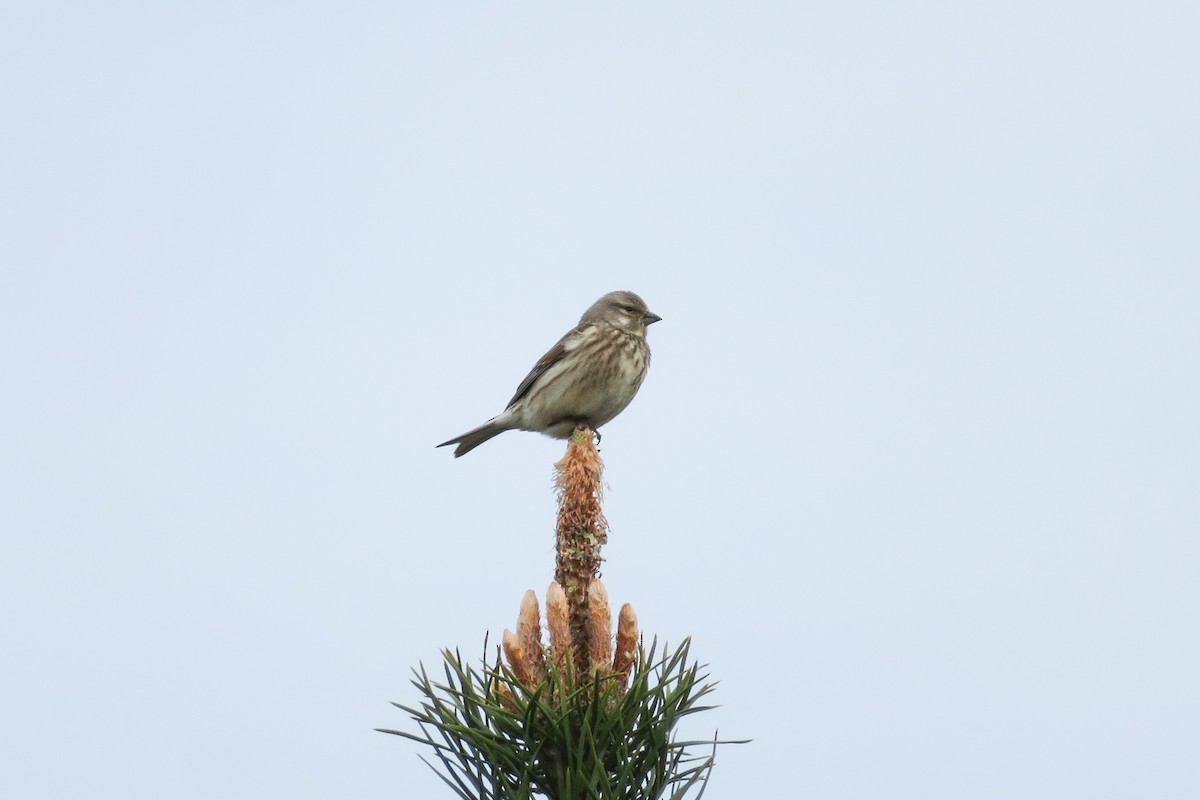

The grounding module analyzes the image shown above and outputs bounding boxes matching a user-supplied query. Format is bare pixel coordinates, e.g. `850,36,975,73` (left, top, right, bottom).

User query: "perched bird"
438,290,662,457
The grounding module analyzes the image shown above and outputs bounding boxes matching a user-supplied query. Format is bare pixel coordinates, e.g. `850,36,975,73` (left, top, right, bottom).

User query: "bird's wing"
505,323,586,409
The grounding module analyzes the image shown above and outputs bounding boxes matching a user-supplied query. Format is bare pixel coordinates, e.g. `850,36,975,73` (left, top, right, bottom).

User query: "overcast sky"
2,3,1197,798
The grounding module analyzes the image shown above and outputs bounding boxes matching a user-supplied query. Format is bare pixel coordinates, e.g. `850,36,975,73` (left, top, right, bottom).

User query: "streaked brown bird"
438,290,662,457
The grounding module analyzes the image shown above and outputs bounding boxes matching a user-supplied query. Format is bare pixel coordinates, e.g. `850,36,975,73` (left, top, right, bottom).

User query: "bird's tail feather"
437,420,508,457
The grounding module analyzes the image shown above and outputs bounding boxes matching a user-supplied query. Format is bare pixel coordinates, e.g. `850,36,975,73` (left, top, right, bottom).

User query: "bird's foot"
573,422,601,447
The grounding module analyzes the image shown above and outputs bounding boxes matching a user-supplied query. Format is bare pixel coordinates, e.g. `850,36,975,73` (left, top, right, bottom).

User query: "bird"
438,290,662,457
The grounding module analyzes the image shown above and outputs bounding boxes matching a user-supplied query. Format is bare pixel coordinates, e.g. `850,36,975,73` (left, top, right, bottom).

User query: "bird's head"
582,290,662,333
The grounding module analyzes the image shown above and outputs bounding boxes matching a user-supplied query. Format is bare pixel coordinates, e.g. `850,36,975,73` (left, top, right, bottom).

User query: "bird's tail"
436,419,509,457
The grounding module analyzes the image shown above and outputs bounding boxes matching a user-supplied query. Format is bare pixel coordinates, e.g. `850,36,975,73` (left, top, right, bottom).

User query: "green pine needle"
378,638,747,800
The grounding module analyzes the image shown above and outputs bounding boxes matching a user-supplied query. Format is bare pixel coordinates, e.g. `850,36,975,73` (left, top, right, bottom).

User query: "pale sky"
2,3,1197,798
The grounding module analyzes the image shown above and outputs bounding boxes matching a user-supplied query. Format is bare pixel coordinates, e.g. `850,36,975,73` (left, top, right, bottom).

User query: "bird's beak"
643,311,663,325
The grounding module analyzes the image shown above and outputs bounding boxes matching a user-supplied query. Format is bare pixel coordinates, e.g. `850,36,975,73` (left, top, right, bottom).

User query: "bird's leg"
574,422,601,447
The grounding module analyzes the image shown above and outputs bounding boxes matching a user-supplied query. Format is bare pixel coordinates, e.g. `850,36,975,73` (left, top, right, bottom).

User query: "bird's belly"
523,361,645,438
